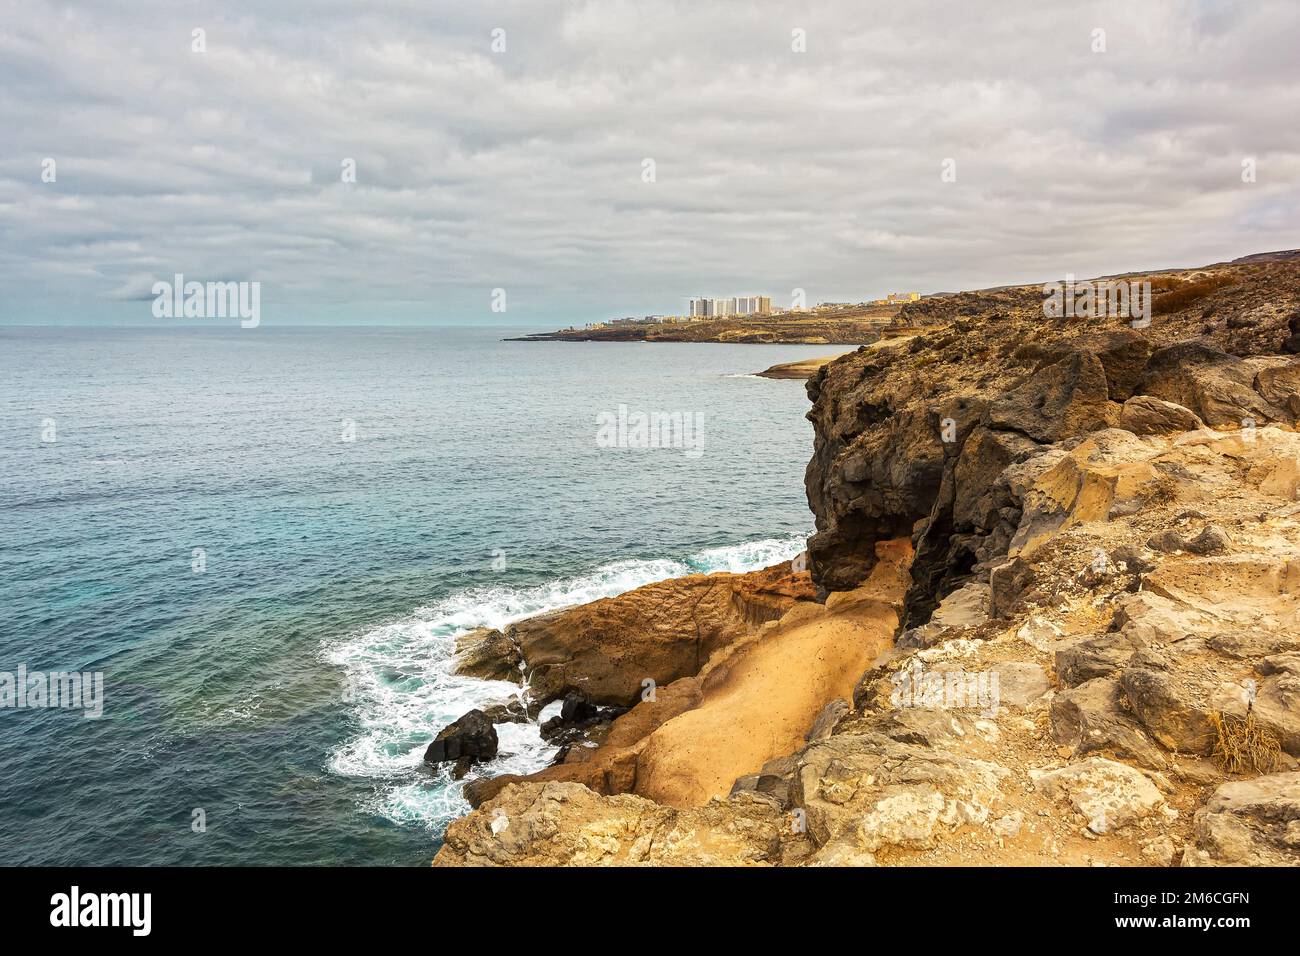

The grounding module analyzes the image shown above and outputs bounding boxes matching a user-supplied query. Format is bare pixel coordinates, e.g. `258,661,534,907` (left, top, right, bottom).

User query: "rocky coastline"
432,251,1300,866
507,308,897,345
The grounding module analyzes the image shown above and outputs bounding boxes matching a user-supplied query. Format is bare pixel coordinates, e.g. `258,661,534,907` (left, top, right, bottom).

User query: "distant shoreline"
506,306,901,346
754,354,852,379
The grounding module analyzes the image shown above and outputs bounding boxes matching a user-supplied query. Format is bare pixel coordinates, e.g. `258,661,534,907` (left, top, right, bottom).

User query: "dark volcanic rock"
802,258,1300,612
1283,313,1300,354
424,709,499,764
560,690,599,724
481,700,530,725
989,556,1037,619
539,691,629,753
1031,330,1152,402
804,343,964,590
986,351,1116,443
1138,341,1284,426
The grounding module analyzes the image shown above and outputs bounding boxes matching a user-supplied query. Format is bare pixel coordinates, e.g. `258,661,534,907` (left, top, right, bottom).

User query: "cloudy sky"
1,0,1297,325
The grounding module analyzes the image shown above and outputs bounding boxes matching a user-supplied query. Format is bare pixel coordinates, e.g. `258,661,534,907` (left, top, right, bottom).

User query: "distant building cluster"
608,315,665,325
577,288,917,330
687,295,772,318
872,292,920,306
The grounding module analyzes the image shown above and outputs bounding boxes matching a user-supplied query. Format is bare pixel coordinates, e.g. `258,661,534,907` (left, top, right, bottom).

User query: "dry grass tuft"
1209,709,1282,774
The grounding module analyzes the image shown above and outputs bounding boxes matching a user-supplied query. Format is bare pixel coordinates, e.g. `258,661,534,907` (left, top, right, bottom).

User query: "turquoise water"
0,326,836,865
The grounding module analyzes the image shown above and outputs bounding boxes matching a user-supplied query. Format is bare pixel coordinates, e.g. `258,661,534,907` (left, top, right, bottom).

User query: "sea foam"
324,534,807,832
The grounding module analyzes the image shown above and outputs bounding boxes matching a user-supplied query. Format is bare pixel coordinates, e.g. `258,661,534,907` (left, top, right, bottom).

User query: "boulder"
1212,655,1300,757
539,691,625,746
1117,395,1204,435
1108,545,1157,575
729,772,792,808
990,557,1037,618
1145,526,1228,555
1120,667,1214,755
986,351,1116,443
1182,773,1300,866
1282,312,1300,355
1146,530,1188,553
1050,677,1168,769
805,698,849,743
453,628,522,683
1137,341,1284,426
1253,360,1300,421
1032,330,1153,401
480,700,529,725
1030,757,1165,832
952,428,1042,529
995,662,1051,708
424,709,498,764
1186,525,1232,555
560,690,599,724
928,580,992,629
791,731,1010,862
1056,634,1141,687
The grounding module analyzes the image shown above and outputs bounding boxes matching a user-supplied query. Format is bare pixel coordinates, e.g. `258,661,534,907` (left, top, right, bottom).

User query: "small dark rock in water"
540,717,588,746
560,690,599,724
424,709,498,764
482,700,529,725
538,691,629,753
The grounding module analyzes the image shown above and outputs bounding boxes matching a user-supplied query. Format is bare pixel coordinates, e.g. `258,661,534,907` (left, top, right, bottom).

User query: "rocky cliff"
435,253,1300,867
804,256,1300,622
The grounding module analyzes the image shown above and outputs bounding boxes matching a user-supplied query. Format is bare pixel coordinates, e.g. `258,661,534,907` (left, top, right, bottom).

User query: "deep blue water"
0,325,841,865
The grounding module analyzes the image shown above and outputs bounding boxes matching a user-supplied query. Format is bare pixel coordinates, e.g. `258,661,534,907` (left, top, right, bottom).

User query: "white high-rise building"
688,294,772,318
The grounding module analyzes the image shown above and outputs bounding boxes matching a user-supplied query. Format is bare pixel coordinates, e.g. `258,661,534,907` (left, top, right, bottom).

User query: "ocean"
0,325,840,865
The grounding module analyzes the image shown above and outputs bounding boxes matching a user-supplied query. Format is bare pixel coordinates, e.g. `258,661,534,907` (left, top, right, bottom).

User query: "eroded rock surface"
471,560,816,706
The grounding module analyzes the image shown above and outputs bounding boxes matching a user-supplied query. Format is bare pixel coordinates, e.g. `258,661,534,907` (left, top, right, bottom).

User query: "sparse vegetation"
1151,274,1235,316
1209,708,1282,774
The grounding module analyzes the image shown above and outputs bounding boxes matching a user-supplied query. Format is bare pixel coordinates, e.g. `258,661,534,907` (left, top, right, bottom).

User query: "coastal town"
581,290,921,331
510,290,924,344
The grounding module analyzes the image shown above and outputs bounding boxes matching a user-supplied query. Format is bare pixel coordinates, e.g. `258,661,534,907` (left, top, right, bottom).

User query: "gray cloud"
0,0,1297,325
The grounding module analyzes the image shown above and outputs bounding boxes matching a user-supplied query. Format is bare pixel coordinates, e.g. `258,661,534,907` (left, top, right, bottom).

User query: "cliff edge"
436,253,1300,866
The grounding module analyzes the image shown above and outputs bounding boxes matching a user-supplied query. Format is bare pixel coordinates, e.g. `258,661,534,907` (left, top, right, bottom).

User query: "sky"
1,0,1297,326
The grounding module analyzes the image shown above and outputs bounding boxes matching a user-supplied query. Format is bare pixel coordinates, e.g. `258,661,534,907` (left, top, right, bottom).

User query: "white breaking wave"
323,533,807,832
